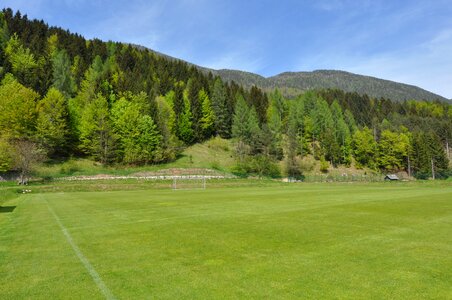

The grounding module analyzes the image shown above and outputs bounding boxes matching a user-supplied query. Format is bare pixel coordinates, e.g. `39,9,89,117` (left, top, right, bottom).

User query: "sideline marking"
46,202,116,300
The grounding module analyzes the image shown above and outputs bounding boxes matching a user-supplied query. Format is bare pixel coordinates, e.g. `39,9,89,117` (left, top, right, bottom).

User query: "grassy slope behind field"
35,137,236,178
34,137,379,181
0,182,451,299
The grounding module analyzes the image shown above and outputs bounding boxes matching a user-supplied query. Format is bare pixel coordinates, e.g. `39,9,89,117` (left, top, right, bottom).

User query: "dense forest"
0,8,451,180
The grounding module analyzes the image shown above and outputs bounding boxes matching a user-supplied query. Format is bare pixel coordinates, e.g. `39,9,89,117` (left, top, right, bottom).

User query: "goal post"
171,175,206,190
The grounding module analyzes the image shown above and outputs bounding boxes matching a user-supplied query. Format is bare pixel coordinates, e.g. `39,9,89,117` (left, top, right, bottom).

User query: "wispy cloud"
201,48,264,73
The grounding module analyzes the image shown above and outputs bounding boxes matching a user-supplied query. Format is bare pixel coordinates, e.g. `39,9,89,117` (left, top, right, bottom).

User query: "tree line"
0,9,450,180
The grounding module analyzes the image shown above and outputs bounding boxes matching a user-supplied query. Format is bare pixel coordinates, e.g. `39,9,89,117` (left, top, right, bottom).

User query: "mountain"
134,45,448,102
208,69,448,102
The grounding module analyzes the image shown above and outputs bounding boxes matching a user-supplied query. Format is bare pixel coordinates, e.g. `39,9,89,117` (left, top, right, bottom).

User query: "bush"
207,136,229,152
232,155,281,178
320,156,329,173
414,169,451,180
299,155,316,172
231,163,249,178
250,155,280,178
59,160,81,175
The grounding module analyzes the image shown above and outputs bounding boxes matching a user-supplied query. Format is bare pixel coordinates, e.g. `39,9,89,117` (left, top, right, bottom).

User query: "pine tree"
411,132,449,178
249,85,269,125
199,88,215,138
211,78,228,137
312,98,337,163
232,94,251,141
344,109,357,134
285,101,304,179
177,89,194,144
248,107,262,154
267,93,284,158
331,100,351,165
52,49,76,97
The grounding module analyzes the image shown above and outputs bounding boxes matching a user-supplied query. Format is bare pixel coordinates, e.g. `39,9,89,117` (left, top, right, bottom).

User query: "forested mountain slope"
0,8,450,180
132,45,448,102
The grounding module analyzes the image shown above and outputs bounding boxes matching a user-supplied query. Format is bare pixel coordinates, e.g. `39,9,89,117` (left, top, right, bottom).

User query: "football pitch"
1,182,451,299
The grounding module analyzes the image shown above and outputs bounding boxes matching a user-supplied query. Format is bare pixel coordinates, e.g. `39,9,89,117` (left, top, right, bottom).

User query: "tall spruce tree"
199,88,215,138
211,78,228,137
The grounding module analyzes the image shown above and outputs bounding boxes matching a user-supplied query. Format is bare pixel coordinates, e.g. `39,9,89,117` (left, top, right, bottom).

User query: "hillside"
0,8,450,181
130,46,448,102
128,45,448,102
211,69,448,102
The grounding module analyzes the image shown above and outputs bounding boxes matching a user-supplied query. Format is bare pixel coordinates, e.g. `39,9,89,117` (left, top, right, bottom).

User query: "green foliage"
232,94,261,154
135,115,163,163
267,90,285,158
352,127,377,169
411,132,449,178
36,88,70,155
319,156,329,173
232,94,252,140
377,130,410,172
330,100,351,165
199,89,215,138
177,90,194,144
0,9,450,176
79,93,116,164
4,34,38,83
52,49,76,97
0,138,13,172
0,12,9,48
154,95,179,161
311,98,334,139
233,155,280,178
111,96,163,164
344,109,357,134
206,136,230,152
211,78,228,137
0,74,39,138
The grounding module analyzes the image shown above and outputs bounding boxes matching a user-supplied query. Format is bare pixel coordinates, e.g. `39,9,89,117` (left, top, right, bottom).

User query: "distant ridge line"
132,44,448,102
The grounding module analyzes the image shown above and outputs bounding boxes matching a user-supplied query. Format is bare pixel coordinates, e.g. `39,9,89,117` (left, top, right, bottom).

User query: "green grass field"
1,182,451,299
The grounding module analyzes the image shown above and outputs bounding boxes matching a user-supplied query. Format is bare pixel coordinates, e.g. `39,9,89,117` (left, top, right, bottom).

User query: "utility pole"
407,155,411,178
431,158,435,180
447,140,450,160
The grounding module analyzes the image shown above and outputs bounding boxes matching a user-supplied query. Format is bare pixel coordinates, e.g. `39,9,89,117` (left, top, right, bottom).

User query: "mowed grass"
1,183,451,299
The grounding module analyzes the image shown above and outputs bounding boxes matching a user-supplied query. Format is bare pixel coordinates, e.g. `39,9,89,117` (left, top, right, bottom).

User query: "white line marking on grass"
46,202,116,300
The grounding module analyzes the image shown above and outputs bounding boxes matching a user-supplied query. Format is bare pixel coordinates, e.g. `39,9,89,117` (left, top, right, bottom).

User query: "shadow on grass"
0,206,16,213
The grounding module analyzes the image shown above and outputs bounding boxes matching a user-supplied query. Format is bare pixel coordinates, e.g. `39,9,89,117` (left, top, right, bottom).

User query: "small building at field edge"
384,174,399,181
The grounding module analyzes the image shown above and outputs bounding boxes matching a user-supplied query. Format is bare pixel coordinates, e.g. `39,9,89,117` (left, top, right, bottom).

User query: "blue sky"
3,0,452,98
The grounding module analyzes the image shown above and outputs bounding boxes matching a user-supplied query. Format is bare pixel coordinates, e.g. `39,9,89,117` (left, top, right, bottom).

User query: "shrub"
207,136,229,152
320,156,329,173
